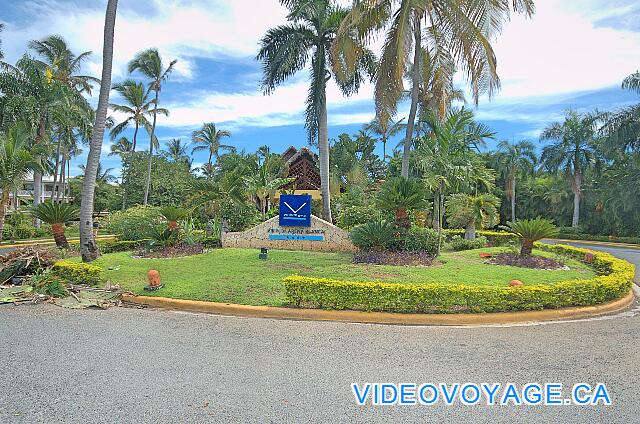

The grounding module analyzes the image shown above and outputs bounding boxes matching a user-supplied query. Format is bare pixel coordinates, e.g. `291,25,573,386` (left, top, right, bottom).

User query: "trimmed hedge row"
443,229,519,246
51,260,104,285
283,244,635,314
557,232,640,245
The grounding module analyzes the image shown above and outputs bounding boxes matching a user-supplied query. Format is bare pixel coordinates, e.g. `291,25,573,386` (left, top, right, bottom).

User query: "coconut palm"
257,0,375,222
163,138,192,167
376,177,426,228
364,116,405,162
446,193,500,240
32,201,79,248
0,125,43,242
79,0,118,262
495,140,537,222
128,48,177,205
602,70,640,153
540,109,599,228
334,0,535,177
502,218,559,256
109,137,133,157
109,79,165,151
191,123,233,174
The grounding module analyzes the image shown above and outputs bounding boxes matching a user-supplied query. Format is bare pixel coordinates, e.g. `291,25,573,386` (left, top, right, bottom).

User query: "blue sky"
1,0,640,177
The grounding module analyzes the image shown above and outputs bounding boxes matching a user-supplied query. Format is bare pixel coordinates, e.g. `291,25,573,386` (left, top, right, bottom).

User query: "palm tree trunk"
65,158,70,203
80,0,118,262
51,223,69,248
0,190,8,242
432,195,439,231
572,173,581,228
132,121,139,151
464,222,476,240
57,154,66,203
318,80,332,222
51,136,62,201
510,174,516,222
33,112,47,228
382,133,387,163
400,18,422,178
207,151,213,180
121,163,128,211
143,89,159,205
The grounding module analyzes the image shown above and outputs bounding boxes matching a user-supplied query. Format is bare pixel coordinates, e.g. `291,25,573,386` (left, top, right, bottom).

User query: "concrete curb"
121,289,635,326
549,238,640,250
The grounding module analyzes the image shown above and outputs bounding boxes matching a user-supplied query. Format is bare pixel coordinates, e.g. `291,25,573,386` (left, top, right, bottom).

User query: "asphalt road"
1,241,639,423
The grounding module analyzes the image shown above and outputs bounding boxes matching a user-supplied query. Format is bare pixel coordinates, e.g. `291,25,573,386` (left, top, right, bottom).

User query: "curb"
548,238,640,250
121,289,635,326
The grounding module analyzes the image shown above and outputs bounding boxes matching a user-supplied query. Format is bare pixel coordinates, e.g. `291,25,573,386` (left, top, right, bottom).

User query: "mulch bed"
353,251,434,266
135,243,205,259
485,253,566,270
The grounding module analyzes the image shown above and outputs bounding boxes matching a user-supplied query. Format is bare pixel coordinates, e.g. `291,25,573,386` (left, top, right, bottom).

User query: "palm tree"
163,138,192,166
128,48,177,205
334,0,535,178
602,70,640,153
191,123,233,175
109,137,133,157
0,125,42,241
365,116,405,162
540,109,599,228
376,177,426,228
0,23,4,61
31,201,79,248
109,79,165,151
257,0,375,222
446,193,500,239
79,0,118,262
495,140,537,222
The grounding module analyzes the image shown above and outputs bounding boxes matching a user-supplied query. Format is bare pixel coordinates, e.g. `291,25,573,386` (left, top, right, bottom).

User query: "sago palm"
502,218,559,256
128,48,177,205
376,177,426,228
32,201,79,248
495,140,536,222
333,0,535,177
191,122,233,175
160,206,188,231
445,193,500,240
257,0,375,222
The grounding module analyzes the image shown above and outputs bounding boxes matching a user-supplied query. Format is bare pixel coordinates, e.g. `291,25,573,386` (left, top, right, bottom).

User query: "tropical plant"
502,218,559,255
333,0,535,177
376,177,426,228
445,193,500,240
79,0,118,262
540,109,599,228
350,220,397,252
601,70,640,153
257,0,375,222
0,23,4,60
191,123,233,175
495,140,537,222
31,201,79,248
147,225,180,249
364,116,405,162
0,125,42,241
105,205,161,241
162,138,191,166
160,206,188,231
128,48,177,205
244,162,294,219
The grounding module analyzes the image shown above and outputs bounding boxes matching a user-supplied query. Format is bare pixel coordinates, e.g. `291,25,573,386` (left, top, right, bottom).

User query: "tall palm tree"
128,48,177,205
602,69,640,153
540,109,599,228
0,125,42,241
0,23,4,61
334,0,535,178
495,139,536,222
109,137,133,157
257,0,375,222
163,138,192,167
365,116,405,162
109,79,164,151
191,122,233,175
80,0,118,262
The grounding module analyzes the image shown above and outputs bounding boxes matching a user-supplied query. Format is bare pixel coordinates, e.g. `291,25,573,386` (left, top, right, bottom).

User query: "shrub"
350,221,397,252
147,226,181,249
51,260,103,285
283,244,634,313
336,204,386,230
443,229,517,246
201,236,221,248
402,227,438,255
448,235,488,251
502,218,560,255
376,177,427,228
98,239,148,253
105,206,162,241
219,200,261,232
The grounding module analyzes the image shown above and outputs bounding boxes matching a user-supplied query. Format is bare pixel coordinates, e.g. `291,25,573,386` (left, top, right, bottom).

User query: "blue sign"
279,194,311,227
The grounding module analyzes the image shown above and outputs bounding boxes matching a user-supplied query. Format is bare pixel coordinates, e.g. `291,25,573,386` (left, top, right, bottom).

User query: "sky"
1,0,640,178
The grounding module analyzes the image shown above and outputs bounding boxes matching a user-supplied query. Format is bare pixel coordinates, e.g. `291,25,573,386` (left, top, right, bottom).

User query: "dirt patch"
135,244,205,259
486,253,567,270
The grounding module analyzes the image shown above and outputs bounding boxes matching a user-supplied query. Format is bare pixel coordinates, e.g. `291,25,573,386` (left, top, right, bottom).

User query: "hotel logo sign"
279,194,311,227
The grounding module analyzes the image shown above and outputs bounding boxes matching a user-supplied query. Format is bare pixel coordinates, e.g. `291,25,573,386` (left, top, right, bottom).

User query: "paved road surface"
1,241,638,423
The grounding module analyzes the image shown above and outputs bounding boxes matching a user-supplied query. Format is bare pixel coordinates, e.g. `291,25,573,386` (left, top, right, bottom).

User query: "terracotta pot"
509,279,524,287
147,270,161,287
584,252,594,263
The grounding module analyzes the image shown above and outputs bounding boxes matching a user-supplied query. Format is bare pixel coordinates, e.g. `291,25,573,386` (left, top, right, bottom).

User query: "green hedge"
51,260,104,285
443,229,518,246
283,244,634,314
557,232,640,245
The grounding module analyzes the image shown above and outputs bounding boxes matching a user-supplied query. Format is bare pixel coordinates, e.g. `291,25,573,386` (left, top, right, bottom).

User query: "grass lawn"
76,247,596,307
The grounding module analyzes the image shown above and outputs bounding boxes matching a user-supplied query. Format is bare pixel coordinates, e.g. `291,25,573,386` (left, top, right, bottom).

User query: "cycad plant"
350,221,397,252
502,218,559,256
376,177,426,228
160,206,188,231
32,202,79,248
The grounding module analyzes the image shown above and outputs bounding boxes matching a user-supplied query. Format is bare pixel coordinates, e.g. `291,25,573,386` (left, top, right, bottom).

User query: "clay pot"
147,270,161,287
509,279,524,287
584,252,594,263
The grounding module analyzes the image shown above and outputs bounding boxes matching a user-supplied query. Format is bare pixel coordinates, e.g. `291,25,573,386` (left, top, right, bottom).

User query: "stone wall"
222,215,356,252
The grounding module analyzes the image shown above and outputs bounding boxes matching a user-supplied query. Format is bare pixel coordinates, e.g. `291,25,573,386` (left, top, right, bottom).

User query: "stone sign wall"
222,215,356,252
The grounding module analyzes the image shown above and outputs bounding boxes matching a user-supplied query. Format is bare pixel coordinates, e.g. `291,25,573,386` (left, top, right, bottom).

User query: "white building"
6,173,73,212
